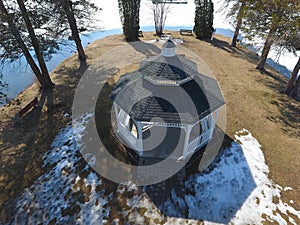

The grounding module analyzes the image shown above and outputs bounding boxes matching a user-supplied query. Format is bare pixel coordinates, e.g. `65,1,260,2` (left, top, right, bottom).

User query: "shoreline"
1,27,298,107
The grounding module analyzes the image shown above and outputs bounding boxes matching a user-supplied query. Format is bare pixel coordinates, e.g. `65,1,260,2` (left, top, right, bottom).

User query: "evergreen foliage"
241,0,299,70
0,0,100,63
194,0,214,39
118,0,141,41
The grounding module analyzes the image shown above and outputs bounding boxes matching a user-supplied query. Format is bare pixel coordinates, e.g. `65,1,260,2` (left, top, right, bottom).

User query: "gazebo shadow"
144,128,257,224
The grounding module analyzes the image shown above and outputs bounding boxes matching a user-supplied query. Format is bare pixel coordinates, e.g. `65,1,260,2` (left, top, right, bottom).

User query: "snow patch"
8,114,110,225
7,117,300,225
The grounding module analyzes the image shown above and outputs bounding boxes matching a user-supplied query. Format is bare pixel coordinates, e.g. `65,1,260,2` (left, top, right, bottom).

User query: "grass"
0,31,299,223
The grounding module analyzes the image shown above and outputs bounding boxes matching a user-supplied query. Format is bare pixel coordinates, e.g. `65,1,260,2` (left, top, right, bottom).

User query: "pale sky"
92,0,232,30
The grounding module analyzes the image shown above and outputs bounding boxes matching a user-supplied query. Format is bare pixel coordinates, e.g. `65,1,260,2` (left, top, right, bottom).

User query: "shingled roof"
139,54,197,84
111,47,225,125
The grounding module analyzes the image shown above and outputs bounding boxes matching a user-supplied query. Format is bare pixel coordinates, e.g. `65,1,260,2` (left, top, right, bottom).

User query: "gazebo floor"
141,126,184,160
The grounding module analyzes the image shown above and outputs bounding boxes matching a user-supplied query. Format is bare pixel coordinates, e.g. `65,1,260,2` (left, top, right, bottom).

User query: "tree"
0,1,59,63
16,0,54,88
194,0,214,39
0,0,100,64
118,0,141,41
255,21,277,70
150,0,171,36
0,73,8,105
223,0,247,47
0,0,53,89
242,0,298,70
61,0,86,61
286,57,300,97
231,1,246,47
32,0,100,61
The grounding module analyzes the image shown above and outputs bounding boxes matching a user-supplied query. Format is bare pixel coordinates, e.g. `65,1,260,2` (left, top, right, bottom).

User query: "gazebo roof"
163,39,176,48
111,53,225,125
139,54,197,84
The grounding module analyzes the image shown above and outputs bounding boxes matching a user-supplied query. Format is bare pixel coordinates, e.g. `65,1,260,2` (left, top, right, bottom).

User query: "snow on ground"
7,110,300,224
7,116,111,224
121,129,300,225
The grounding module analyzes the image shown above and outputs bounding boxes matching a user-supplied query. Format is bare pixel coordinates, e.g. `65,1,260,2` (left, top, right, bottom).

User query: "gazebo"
111,40,225,160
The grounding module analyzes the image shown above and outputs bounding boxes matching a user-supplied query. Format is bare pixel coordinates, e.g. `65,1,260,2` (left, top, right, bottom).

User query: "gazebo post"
183,124,192,158
210,110,219,138
136,122,143,154
114,102,121,132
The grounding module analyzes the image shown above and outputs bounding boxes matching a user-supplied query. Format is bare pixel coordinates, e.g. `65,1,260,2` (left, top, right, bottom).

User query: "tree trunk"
231,1,245,47
290,76,300,98
256,23,277,70
16,0,54,89
62,0,86,61
0,0,47,88
285,56,300,95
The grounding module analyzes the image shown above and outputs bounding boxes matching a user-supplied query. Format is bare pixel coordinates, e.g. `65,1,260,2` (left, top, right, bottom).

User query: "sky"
92,0,232,30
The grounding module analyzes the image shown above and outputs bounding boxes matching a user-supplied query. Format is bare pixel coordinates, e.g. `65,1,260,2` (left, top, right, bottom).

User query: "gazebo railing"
119,124,139,150
188,130,211,153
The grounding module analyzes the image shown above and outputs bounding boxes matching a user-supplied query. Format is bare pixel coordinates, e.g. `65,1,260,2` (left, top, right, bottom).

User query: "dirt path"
0,31,299,222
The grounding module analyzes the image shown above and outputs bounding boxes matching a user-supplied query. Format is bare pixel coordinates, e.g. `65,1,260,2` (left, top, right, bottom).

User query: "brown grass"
0,31,299,223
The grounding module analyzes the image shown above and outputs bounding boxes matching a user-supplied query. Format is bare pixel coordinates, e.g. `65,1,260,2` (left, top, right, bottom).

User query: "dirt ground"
0,31,299,222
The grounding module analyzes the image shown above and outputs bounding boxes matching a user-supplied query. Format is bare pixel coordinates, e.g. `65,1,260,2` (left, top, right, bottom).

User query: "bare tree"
150,0,172,36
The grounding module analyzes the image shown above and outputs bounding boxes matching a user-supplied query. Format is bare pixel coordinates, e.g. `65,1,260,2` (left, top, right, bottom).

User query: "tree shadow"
208,38,233,54
0,60,89,222
128,40,162,57
267,95,300,138
144,128,257,224
0,89,54,222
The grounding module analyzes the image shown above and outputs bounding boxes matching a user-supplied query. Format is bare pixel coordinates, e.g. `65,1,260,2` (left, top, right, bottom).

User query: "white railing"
142,121,185,128
119,124,139,150
187,130,211,153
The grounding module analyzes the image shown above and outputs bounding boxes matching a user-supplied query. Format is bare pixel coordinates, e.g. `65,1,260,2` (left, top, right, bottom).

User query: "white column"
114,102,121,132
210,110,219,138
136,122,143,154
183,124,192,158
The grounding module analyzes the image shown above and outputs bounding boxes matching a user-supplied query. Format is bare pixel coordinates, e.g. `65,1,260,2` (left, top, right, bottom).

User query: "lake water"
0,26,295,106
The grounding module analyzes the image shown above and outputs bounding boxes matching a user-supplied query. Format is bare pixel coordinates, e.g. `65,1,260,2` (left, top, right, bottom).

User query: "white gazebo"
111,40,225,160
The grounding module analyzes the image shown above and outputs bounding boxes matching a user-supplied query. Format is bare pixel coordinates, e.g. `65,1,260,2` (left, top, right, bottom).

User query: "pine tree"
0,0,54,89
16,0,54,88
118,0,141,41
286,57,300,97
194,0,214,39
32,0,100,61
0,0,100,64
221,0,254,47
61,0,86,61
242,0,298,70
